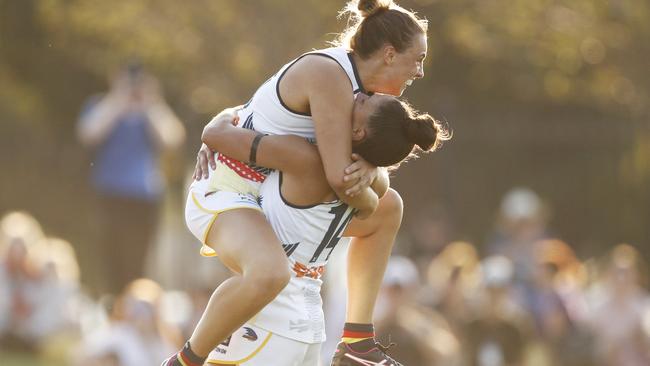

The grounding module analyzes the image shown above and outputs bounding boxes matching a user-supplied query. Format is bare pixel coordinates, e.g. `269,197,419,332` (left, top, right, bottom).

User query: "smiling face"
377,33,428,96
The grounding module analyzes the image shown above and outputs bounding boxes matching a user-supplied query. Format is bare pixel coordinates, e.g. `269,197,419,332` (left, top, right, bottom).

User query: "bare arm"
77,94,127,147
371,167,390,198
192,105,244,180
201,110,322,176
141,79,185,150
202,109,378,218
344,154,390,198
303,58,379,216
145,100,186,150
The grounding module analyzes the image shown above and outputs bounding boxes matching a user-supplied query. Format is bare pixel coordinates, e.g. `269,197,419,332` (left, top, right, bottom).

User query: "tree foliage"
0,0,648,265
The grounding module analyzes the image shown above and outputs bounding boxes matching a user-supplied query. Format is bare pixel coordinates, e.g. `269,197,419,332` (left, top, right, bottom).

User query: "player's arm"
201,109,322,176
304,58,379,217
344,154,390,198
202,110,377,217
145,99,186,150
371,168,390,198
77,94,126,147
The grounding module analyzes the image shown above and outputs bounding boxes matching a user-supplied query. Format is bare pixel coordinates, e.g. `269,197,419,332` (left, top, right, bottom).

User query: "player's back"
261,171,353,268
249,170,355,344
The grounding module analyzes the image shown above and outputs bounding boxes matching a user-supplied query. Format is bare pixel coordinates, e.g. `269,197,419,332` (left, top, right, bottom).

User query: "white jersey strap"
274,47,366,116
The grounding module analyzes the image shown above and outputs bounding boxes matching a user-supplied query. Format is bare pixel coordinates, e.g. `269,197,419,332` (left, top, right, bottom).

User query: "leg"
99,195,156,295
188,208,291,357
330,189,404,366
343,188,403,323
117,198,159,291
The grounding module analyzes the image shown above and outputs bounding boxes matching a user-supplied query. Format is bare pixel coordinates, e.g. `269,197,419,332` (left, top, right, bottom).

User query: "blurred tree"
0,0,648,286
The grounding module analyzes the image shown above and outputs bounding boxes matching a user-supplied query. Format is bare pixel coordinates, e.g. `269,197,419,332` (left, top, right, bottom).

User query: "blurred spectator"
0,212,84,361
405,205,453,272
375,256,459,365
588,244,650,366
426,241,481,325
462,256,528,366
528,240,594,366
77,61,185,294
75,278,180,366
486,187,551,287
0,212,47,351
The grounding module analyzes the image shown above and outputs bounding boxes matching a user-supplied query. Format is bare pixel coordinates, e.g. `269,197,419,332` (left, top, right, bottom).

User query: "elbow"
201,124,222,149
166,125,186,150
77,126,97,148
200,124,211,143
326,173,348,196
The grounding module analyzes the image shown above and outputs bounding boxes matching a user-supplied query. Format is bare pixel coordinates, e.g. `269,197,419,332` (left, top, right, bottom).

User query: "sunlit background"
1,0,649,365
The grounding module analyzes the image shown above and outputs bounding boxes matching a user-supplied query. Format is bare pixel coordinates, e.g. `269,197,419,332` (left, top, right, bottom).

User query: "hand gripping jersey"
248,171,355,344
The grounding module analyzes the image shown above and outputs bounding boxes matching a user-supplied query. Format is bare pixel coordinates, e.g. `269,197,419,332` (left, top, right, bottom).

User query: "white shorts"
207,324,321,366
185,154,264,256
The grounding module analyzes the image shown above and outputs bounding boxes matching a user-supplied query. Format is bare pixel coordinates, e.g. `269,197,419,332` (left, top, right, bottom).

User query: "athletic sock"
341,323,376,351
165,341,206,366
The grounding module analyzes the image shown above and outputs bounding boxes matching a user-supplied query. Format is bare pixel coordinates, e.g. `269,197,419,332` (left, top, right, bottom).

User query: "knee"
244,262,291,299
263,265,291,292
378,188,404,225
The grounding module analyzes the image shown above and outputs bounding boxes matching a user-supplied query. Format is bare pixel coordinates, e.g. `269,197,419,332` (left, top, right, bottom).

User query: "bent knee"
378,188,404,222
244,264,291,297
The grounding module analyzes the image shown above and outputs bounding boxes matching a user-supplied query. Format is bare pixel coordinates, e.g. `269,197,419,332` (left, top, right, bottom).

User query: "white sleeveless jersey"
239,46,366,141
249,171,355,344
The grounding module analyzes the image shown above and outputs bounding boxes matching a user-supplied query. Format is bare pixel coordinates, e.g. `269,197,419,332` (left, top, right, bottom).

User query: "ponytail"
356,0,392,18
402,112,450,152
334,0,428,59
352,97,450,168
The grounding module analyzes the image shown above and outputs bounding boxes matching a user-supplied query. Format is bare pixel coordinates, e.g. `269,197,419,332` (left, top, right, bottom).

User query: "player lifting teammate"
202,93,446,365
164,0,434,365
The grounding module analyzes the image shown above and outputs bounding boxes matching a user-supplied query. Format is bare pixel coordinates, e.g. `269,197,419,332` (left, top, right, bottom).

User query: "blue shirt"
84,100,162,200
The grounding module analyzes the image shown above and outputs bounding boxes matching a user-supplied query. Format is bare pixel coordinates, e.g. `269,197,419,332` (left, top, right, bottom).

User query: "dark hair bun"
403,114,437,151
357,0,391,18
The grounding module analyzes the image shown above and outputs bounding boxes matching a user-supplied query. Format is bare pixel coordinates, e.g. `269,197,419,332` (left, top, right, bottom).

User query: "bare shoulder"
290,54,352,87
280,54,354,114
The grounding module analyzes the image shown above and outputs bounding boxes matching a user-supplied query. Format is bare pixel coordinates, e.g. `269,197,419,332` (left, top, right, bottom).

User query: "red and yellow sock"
342,322,375,350
164,341,206,366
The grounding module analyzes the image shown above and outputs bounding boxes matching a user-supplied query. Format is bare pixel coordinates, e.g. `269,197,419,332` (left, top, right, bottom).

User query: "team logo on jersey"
220,335,232,347
234,193,258,206
213,335,231,354
242,327,258,341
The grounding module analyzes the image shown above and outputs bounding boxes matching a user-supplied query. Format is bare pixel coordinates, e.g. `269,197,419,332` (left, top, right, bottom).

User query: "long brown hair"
334,0,428,59
353,97,450,167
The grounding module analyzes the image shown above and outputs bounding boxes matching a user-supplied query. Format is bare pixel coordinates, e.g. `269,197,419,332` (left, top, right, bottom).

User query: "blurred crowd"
360,187,650,366
0,210,213,366
1,186,649,366
1,57,648,366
